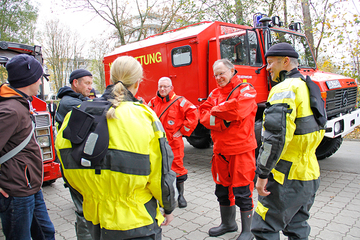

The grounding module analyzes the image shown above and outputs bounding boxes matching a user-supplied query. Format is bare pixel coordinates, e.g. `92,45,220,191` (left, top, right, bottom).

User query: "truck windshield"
270,30,316,69
220,30,262,67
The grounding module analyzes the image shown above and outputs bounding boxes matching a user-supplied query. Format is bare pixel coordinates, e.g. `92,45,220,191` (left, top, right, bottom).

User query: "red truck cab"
103,14,360,160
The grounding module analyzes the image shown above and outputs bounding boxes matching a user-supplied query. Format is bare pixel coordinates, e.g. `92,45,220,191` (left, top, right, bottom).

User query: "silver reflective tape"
84,132,98,155
81,158,91,167
244,93,256,98
269,91,295,102
210,115,216,126
259,142,272,166
153,120,165,133
173,177,179,200
180,99,186,107
241,85,250,93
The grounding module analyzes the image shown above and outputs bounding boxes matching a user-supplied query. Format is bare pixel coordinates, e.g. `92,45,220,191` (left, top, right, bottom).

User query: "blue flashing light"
256,15,262,25
253,13,267,27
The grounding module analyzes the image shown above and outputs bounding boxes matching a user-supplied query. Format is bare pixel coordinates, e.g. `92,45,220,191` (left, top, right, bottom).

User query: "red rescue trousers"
169,137,188,177
211,150,256,210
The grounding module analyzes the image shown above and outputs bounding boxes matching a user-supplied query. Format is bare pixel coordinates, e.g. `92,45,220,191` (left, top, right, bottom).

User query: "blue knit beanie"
6,54,43,88
69,69,92,84
265,43,299,59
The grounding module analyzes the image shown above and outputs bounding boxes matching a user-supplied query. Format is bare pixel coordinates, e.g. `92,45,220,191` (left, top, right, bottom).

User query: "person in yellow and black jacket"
55,56,176,240
251,43,325,240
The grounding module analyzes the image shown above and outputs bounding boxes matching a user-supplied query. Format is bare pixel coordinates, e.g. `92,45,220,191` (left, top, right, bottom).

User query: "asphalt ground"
1,139,360,240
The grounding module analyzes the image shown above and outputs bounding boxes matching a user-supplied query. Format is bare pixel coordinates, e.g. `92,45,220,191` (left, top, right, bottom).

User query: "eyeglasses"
213,69,230,78
159,85,171,89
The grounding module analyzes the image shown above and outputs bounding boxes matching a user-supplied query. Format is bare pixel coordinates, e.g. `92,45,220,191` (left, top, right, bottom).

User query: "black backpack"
63,100,112,170
301,75,327,128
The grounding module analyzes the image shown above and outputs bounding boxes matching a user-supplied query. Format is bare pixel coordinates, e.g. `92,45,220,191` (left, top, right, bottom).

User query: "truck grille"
34,113,53,161
35,114,50,127
326,87,357,118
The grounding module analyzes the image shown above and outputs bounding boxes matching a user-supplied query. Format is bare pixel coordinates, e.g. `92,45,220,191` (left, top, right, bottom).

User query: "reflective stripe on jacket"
55,101,176,236
199,78,258,155
148,90,199,143
257,75,325,183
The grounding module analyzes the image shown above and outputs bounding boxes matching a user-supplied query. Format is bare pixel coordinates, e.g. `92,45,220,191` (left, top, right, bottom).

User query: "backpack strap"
226,82,254,101
159,96,183,119
223,82,254,127
0,121,35,165
301,76,327,128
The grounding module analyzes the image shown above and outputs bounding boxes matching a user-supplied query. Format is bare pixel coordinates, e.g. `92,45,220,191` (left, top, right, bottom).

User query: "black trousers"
251,174,320,240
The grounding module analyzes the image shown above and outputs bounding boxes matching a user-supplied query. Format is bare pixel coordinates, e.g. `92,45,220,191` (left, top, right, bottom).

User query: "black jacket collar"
279,68,303,82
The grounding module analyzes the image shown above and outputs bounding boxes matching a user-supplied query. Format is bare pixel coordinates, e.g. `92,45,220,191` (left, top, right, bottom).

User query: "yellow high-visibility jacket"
55,100,176,238
257,69,325,184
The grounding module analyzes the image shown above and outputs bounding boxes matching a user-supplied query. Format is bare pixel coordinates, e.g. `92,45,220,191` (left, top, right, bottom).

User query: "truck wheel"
186,136,212,149
42,179,56,187
315,137,343,160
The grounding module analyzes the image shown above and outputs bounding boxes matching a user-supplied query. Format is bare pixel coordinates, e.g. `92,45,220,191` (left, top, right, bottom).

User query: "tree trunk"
301,0,315,59
235,0,243,25
267,0,276,17
283,0,287,27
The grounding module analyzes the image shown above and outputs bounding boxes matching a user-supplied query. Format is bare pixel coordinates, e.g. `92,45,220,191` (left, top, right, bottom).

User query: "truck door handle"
169,75,176,78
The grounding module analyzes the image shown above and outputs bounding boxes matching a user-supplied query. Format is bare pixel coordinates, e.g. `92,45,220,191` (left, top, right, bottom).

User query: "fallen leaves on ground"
344,126,360,140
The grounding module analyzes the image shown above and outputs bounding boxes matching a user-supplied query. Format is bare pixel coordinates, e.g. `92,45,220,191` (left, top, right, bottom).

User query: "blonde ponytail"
106,56,143,119
106,83,127,119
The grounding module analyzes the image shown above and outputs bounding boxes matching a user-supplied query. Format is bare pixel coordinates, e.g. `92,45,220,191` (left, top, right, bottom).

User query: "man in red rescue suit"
199,59,257,240
148,77,199,208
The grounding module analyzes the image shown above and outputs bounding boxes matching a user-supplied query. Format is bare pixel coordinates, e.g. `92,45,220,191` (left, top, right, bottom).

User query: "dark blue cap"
69,69,92,84
6,54,43,88
265,43,299,59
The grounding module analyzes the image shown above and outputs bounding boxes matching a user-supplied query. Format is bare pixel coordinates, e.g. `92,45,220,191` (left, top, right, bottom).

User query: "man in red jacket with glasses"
199,59,257,240
149,77,199,208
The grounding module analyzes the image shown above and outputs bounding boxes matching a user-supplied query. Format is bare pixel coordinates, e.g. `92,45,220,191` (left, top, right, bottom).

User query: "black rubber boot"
209,205,238,237
176,182,187,208
236,210,254,240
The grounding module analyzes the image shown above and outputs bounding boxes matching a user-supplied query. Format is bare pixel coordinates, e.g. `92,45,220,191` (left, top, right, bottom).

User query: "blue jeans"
0,189,55,240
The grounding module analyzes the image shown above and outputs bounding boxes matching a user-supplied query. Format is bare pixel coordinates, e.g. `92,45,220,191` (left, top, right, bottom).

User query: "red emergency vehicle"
103,14,360,160
0,41,62,184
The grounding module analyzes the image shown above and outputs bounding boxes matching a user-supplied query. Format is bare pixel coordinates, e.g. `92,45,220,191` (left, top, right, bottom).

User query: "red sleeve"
199,95,227,132
210,84,257,121
179,100,199,137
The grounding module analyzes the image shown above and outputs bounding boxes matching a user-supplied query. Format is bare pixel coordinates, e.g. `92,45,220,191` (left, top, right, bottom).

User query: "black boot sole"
209,226,238,237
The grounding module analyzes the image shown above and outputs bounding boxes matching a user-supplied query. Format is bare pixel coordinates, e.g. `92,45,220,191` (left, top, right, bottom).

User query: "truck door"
166,40,204,105
208,28,269,104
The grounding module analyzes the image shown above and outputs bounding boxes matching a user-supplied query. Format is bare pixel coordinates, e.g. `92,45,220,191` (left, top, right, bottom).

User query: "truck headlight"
334,120,344,135
37,136,50,147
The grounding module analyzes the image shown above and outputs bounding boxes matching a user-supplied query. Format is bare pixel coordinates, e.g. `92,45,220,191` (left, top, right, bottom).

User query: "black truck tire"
315,136,343,160
42,179,56,186
186,135,212,149
185,123,212,149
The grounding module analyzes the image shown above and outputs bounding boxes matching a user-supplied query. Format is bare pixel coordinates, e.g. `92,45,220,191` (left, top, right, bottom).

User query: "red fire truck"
0,41,62,184
103,14,360,160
